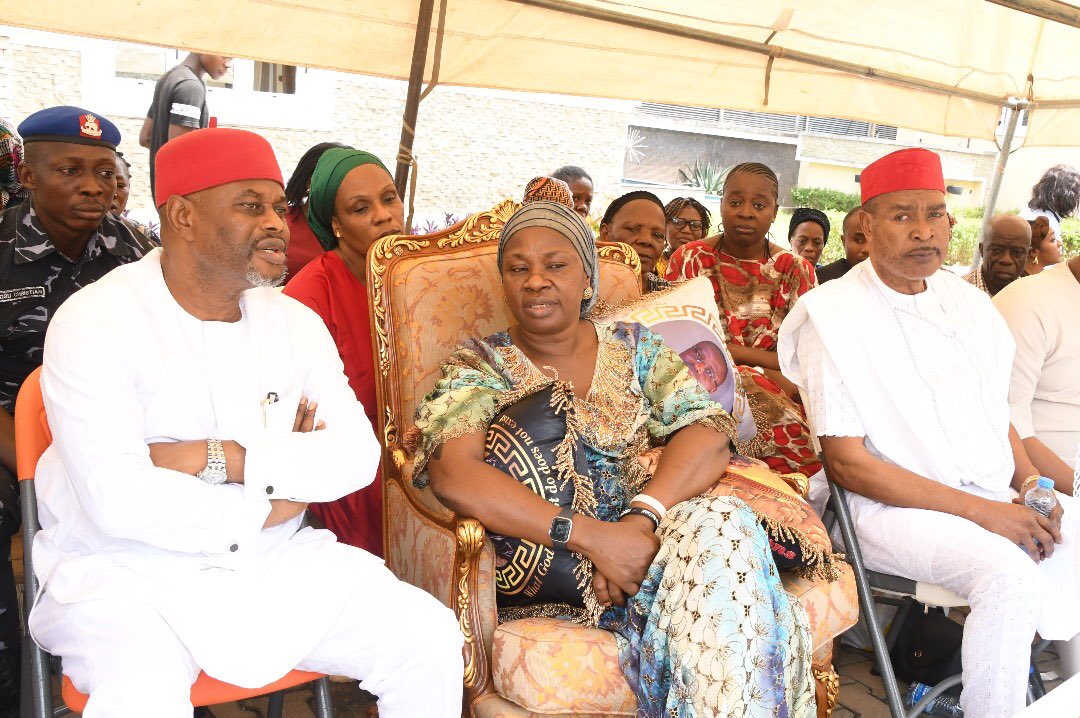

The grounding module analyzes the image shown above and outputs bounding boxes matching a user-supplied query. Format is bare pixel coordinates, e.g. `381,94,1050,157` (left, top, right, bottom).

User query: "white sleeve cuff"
211,484,271,556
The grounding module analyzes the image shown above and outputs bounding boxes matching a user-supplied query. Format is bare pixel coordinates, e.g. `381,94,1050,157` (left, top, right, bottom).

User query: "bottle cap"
1037,477,1054,489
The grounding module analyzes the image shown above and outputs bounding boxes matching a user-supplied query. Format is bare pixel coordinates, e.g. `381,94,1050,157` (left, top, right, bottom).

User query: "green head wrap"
306,148,390,251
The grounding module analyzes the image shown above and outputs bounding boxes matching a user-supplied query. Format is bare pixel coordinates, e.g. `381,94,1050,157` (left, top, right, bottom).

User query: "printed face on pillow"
680,340,729,393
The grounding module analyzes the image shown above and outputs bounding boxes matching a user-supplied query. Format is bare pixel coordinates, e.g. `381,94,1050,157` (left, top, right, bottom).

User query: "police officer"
0,106,156,714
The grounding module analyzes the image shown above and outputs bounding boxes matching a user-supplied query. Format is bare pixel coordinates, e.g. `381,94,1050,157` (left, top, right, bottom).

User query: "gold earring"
334,230,341,238
583,287,593,300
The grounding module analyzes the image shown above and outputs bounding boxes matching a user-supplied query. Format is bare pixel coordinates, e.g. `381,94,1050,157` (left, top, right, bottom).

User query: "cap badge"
79,114,102,139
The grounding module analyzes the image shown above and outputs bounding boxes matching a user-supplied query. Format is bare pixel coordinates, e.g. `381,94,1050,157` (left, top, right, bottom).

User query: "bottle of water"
1025,477,1058,518
904,682,963,716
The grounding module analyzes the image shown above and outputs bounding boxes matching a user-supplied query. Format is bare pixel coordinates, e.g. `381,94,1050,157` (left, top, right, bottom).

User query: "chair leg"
266,690,285,718
312,677,334,718
829,481,907,718
20,481,52,718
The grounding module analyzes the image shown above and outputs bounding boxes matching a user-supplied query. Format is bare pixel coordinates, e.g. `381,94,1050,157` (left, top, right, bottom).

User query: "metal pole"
974,101,1025,268
986,0,1080,29
394,0,437,199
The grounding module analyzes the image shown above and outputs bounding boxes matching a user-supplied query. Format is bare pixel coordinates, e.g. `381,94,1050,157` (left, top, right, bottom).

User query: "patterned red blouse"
664,240,817,349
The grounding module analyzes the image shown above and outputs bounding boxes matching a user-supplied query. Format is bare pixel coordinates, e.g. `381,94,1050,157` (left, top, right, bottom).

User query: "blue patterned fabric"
414,320,815,716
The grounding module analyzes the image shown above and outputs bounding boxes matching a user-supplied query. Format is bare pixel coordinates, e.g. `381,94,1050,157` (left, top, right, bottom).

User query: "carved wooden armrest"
382,447,498,707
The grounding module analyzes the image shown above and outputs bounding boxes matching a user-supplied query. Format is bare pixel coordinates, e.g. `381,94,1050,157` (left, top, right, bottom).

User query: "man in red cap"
779,148,1079,718
29,128,464,718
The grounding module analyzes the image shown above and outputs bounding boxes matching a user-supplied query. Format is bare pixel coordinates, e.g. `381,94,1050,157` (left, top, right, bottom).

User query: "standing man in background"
140,53,231,195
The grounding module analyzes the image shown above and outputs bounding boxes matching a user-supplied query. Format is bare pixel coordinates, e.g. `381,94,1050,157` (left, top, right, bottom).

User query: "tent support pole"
974,102,1025,268
986,0,1080,29
394,0,437,199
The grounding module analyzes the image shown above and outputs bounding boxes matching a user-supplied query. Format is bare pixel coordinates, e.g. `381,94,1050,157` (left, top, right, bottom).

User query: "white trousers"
31,563,464,718
852,494,1080,718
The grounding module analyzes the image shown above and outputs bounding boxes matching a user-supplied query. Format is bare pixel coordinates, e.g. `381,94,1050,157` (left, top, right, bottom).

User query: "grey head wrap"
497,200,599,317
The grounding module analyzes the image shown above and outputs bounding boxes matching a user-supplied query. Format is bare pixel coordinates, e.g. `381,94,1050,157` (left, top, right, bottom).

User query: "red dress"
666,240,821,478
284,208,325,285
283,251,382,555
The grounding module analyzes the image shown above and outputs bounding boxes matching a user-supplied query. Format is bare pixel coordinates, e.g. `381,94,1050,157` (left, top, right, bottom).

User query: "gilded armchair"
368,199,858,717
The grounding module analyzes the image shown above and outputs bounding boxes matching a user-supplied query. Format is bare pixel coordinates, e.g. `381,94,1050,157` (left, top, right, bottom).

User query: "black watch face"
550,516,572,544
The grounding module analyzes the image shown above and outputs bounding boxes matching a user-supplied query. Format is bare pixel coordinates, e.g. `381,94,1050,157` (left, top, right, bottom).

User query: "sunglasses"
669,218,703,231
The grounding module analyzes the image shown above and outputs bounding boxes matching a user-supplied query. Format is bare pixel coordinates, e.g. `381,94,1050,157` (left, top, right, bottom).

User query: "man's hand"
293,397,325,433
969,497,1061,561
1014,484,1065,539
577,517,659,605
259,399,322,528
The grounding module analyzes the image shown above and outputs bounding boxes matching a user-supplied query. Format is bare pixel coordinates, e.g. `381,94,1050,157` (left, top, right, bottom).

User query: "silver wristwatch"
197,438,228,485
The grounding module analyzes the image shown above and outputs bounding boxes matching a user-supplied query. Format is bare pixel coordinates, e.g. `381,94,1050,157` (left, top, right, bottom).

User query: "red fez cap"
860,148,945,204
154,128,284,207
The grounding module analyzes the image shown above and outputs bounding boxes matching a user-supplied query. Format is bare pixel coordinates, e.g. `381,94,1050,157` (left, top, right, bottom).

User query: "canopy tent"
5,0,1080,218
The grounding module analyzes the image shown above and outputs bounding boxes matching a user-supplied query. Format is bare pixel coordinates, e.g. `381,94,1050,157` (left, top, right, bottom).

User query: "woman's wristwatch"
549,507,574,551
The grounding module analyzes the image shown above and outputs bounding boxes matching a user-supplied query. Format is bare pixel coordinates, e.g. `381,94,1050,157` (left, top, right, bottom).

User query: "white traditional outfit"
779,257,1080,718
27,127,463,718
993,264,1080,473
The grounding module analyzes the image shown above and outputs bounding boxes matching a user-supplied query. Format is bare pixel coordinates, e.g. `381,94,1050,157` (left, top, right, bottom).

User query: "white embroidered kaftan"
30,249,384,688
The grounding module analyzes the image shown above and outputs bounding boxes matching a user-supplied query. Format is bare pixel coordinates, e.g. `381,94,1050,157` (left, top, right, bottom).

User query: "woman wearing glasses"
657,196,710,278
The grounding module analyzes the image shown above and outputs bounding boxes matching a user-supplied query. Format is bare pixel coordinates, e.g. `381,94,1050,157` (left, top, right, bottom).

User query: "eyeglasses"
669,218,704,231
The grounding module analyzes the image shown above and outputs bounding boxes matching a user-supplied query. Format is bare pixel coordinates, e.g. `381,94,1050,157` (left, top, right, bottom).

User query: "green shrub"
790,187,861,213
679,161,729,195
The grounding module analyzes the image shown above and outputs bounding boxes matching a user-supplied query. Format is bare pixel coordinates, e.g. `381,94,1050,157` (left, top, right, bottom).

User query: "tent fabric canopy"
5,0,1080,145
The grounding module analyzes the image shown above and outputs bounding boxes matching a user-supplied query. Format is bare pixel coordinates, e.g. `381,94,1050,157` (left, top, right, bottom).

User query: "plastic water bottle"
904,682,964,716
1025,477,1058,518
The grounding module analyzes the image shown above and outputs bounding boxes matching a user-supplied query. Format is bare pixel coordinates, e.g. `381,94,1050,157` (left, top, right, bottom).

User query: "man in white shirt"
28,128,463,718
778,148,1080,718
993,258,1080,501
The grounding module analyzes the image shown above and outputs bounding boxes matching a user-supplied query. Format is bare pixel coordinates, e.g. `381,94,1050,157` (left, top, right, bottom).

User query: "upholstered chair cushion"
491,561,858,715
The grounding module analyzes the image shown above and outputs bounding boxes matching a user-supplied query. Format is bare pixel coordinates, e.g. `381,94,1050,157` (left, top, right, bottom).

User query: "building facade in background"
1,25,1070,222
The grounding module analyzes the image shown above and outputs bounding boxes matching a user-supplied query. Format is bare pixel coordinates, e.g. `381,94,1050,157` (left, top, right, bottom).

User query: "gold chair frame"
367,198,846,717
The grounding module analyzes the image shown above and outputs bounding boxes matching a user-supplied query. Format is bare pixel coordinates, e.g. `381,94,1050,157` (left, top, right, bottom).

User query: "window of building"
253,62,296,94
114,48,167,81
635,103,898,141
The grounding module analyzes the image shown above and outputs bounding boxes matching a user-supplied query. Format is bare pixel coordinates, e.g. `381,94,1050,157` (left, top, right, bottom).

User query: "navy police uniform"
0,107,156,714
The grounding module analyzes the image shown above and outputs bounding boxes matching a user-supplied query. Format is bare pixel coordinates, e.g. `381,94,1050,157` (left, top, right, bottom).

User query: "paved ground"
196,642,1067,717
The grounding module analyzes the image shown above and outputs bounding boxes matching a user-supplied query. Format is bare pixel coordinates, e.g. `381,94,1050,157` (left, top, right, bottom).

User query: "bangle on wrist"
1019,474,1040,495
631,493,667,518
620,506,660,530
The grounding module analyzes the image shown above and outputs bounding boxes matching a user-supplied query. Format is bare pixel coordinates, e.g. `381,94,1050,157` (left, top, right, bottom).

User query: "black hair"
115,151,131,177
842,206,861,231
723,162,779,202
551,165,592,186
663,196,711,236
285,142,352,209
1028,165,1080,220
601,190,665,225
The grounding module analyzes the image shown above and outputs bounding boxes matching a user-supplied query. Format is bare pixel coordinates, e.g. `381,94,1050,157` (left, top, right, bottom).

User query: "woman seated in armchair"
412,200,816,717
